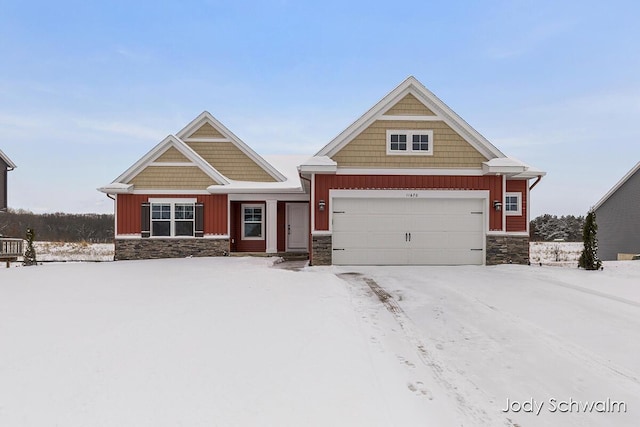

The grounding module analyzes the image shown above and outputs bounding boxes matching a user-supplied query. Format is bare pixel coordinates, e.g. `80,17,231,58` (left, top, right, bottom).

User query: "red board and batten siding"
116,194,228,235
505,180,528,232
314,175,504,231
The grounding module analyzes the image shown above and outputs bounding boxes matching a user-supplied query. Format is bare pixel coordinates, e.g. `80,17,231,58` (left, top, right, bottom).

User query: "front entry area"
286,203,309,252
230,200,309,255
331,194,486,265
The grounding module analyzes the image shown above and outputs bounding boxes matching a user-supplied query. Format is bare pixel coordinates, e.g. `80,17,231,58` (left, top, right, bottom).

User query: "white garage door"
332,197,485,265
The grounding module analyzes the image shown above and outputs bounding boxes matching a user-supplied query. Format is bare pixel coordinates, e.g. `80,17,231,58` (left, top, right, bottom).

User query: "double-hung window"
504,193,522,216
387,130,433,155
242,204,264,240
150,199,195,237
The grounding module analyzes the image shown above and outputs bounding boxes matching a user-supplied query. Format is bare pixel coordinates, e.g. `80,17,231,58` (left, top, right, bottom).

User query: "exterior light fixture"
493,200,502,211
318,200,326,211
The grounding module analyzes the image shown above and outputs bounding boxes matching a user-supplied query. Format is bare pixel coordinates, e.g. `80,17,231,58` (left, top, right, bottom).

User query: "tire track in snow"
338,273,507,426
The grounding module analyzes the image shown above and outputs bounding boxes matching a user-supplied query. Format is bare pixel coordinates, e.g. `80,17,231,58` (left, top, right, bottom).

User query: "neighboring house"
0,149,17,212
99,76,545,265
593,161,640,260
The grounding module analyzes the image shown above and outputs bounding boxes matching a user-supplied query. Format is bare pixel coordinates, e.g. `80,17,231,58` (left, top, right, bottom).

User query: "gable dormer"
316,76,504,170
177,112,285,183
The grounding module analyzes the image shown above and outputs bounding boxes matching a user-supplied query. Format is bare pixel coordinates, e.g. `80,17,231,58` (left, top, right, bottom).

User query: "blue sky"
1,0,639,217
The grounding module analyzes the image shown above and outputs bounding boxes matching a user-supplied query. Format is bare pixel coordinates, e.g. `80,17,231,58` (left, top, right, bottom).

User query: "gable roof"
0,149,16,170
315,76,505,160
593,161,640,211
98,135,230,193
176,111,286,182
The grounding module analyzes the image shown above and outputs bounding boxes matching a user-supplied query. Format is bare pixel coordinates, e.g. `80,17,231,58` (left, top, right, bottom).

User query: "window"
505,192,522,216
389,133,407,151
150,199,195,237
387,130,433,155
242,204,264,240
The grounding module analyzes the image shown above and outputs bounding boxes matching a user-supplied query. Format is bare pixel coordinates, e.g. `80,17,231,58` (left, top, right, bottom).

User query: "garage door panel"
334,214,408,232
333,231,407,249
411,198,483,214
334,198,409,215
409,231,484,249
409,214,483,232
331,196,485,265
408,249,484,265
334,249,407,265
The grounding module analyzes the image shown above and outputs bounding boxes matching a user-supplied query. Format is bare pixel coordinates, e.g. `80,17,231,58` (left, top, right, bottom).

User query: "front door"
286,203,309,251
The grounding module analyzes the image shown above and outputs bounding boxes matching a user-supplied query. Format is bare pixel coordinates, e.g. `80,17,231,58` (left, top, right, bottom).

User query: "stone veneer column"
311,234,332,266
486,235,530,265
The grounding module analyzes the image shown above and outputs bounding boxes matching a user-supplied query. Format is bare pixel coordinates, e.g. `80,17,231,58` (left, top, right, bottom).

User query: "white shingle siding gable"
594,167,640,260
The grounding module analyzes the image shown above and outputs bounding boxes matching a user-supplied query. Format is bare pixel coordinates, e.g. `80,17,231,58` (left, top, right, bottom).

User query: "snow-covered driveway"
1,258,639,426
334,263,640,427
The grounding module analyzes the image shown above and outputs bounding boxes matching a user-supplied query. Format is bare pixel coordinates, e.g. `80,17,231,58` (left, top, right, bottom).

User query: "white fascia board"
0,149,17,170
482,164,527,175
176,111,286,182
298,164,338,174
298,156,337,174
112,135,230,186
97,183,134,194
315,76,505,161
229,193,310,201
116,233,230,240
329,189,490,199
207,184,306,195
131,189,211,195
487,231,530,237
593,161,640,211
511,171,547,179
336,167,484,176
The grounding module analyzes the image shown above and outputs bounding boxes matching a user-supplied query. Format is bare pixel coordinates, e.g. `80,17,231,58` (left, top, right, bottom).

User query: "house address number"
406,192,419,198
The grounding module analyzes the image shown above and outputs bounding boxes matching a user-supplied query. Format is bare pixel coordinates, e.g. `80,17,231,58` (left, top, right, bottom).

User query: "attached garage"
331,191,487,265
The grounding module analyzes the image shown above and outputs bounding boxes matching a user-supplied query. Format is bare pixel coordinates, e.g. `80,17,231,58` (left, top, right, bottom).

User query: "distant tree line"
0,209,114,242
530,214,584,242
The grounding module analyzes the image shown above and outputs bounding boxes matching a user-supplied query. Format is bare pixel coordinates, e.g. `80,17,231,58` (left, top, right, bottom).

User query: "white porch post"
266,199,278,253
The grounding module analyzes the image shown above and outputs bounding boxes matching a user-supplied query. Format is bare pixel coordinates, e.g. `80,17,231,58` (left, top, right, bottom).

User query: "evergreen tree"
23,227,37,266
578,210,602,270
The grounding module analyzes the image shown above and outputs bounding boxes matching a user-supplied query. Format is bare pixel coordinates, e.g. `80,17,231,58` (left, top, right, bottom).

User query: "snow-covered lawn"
530,241,583,265
33,241,114,262
2,258,639,426
18,241,584,265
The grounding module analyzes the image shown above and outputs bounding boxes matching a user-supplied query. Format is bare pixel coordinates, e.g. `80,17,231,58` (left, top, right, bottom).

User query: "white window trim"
241,203,265,240
149,198,197,237
386,130,434,156
504,192,522,216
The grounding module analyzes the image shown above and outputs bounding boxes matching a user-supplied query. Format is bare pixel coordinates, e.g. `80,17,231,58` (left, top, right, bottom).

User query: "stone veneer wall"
486,235,529,265
311,235,332,266
115,238,230,261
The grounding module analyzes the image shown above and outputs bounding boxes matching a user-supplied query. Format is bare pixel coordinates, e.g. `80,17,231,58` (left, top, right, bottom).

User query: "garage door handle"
470,248,483,251
409,232,411,241
405,232,408,242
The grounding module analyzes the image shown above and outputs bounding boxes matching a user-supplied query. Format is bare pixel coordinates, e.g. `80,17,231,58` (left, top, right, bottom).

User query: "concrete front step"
229,252,309,261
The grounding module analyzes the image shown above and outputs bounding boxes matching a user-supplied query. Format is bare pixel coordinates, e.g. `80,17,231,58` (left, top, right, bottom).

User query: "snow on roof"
482,157,546,178
0,149,16,170
96,183,134,194
207,154,310,194
593,161,640,211
298,155,338,174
